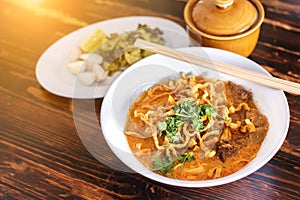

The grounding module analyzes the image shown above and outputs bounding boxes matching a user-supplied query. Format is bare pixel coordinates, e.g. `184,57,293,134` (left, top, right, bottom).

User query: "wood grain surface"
0,0,299,199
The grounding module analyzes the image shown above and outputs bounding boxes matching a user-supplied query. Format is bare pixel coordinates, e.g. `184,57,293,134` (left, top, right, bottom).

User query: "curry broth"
124,74,269,180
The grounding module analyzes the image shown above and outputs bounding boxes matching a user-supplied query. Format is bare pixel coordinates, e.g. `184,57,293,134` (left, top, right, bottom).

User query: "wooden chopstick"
134,39,300,95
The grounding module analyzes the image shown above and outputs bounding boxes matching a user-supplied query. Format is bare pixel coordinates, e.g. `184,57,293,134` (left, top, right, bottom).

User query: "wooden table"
0,0,299,199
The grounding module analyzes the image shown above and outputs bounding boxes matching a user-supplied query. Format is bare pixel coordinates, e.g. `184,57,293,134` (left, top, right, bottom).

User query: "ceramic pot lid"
192,0,258,36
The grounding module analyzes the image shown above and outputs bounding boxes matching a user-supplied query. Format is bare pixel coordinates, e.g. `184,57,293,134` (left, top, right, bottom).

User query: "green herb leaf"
177,152,195,164
158,121,167,131
158,100,217,142
192,118,205,131
158,116,183,142
152,156,174,176
199,104,216,117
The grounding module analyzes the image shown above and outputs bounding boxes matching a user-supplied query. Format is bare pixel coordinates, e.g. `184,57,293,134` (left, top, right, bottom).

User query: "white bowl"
100,47,290,187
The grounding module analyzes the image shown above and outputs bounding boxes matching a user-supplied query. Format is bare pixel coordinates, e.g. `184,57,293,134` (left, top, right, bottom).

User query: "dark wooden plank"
0,92,191,199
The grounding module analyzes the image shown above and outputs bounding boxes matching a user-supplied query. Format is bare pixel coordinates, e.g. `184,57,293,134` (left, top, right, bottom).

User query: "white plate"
101,47,290,187
35,16,190,99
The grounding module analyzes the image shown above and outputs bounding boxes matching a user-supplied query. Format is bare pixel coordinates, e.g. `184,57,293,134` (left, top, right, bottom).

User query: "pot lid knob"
215,0,234,9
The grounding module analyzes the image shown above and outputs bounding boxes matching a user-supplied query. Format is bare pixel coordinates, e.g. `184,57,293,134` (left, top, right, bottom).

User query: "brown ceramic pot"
184,0,264,57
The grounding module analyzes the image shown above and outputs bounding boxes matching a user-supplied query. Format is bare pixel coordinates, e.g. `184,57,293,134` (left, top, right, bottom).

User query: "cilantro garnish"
152,156,175,176
158,100,216,142
177,152,195,164
158,116,184,142
199,103,216,117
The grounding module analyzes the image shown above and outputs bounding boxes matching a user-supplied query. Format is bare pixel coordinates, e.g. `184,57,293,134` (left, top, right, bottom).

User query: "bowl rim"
184,0,265,40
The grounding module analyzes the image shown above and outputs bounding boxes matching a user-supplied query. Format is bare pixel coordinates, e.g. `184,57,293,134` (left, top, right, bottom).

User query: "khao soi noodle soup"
124,73,269,180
